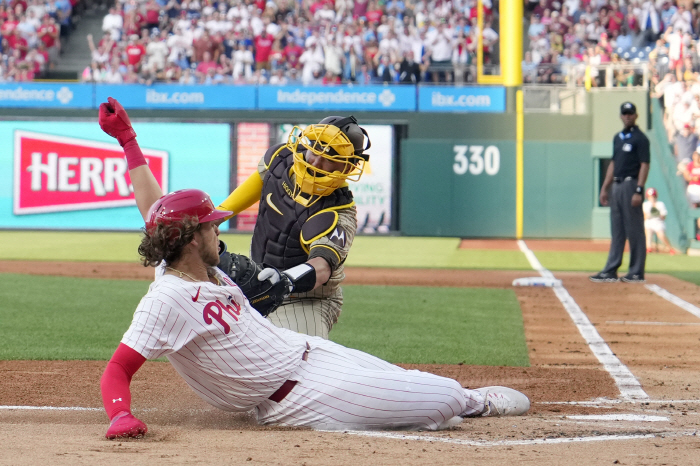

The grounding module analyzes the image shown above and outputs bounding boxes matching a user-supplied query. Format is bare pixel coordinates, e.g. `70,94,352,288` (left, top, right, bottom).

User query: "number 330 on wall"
452,145,500,176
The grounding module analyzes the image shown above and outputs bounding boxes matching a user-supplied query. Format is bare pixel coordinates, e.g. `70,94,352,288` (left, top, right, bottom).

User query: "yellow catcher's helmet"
287,116,371,207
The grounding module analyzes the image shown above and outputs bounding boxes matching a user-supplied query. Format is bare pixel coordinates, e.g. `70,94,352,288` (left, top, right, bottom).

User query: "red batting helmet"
145,189,232,232
646,187,657,197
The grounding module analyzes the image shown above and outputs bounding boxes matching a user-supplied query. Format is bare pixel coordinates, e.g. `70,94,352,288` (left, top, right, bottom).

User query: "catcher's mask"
287,116,371,207
145,189,232,234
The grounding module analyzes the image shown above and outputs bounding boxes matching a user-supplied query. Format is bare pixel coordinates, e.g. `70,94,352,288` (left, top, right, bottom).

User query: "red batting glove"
98,97,137,147
105,411,148,439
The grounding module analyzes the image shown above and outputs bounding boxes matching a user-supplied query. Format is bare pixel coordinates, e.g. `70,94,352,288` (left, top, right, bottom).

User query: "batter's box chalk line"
516,240,649,401
333,429,698,447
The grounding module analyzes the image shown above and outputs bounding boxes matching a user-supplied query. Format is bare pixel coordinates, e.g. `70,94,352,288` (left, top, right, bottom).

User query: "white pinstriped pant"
255,338,485,430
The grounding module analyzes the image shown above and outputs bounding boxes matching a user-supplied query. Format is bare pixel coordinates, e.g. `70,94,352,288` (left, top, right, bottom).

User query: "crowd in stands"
522,0,700,87
0,0,83,81
82,0,499,84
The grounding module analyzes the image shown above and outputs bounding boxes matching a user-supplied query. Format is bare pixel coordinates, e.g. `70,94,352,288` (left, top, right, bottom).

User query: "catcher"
98,97,287,316
217,116,371,339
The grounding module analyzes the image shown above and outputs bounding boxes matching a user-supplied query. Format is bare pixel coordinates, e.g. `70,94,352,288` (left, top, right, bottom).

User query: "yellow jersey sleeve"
217,171,264,220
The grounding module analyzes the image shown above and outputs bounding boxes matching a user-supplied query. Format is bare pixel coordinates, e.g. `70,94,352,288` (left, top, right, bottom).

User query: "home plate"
512,277,562,287
567,414,669,422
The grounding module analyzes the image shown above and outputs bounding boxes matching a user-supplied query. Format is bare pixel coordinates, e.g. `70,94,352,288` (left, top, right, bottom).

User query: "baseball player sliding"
97,99,530,437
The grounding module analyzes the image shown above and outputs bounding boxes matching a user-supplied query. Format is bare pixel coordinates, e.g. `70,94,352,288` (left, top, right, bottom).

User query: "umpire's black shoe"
589,272,619,283
621,274,645,283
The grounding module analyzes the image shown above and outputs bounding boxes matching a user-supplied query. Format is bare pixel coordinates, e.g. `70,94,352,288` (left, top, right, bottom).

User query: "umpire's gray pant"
602,178,646,277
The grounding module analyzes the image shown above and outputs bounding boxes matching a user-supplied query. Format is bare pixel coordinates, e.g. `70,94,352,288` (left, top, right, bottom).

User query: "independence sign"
258,85,416,111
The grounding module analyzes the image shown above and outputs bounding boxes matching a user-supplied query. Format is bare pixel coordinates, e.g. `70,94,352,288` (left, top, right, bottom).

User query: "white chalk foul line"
540,399,700,406
338,429,697,447
606,321,700,326
567,414,668,422
645,284,700,320
516,240,649,401
0,405,102,411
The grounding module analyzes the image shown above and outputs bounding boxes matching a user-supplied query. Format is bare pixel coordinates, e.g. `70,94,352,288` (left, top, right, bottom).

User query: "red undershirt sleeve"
100,343,147,421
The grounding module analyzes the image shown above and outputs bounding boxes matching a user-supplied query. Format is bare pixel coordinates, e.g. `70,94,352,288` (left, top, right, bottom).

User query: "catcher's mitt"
217,241,287,317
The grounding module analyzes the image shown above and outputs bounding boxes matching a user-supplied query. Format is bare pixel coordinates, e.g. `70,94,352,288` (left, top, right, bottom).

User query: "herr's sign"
13,131,168,215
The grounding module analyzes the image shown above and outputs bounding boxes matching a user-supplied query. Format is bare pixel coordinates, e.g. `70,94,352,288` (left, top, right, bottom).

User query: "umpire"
590,102,650,283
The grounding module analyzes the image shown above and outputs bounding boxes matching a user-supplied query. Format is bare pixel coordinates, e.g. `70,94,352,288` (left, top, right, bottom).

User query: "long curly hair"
138,216,200,267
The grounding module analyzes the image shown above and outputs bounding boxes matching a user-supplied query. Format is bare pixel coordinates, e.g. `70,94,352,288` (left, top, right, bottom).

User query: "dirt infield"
459,238,630,252
2,261,700,465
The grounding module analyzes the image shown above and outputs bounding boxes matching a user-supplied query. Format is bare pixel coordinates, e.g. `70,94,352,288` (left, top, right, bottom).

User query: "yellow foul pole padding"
500,0,523,86
516,90,524,239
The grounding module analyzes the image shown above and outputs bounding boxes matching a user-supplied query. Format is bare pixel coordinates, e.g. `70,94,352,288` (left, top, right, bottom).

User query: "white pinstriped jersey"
122,269,308,412
127,266,486,429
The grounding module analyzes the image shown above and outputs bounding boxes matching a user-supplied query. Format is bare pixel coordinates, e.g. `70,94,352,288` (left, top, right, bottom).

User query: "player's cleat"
589,272,619,283
669,249,677,256
621,274,645,283
646,248,653,253
465,386,531,417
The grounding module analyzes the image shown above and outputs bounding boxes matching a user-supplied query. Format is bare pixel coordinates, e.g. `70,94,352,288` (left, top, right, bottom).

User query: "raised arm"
98,97,163,219
100,343,147,439
217,170,264,220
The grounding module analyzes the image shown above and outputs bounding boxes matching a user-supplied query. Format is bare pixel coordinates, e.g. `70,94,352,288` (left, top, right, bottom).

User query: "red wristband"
123,139,147,170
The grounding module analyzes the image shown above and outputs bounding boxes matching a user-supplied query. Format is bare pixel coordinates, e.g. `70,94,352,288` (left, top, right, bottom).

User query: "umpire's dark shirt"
612,125,650,178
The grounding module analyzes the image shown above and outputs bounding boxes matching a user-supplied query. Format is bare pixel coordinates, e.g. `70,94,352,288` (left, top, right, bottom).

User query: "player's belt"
268,343,310,403
613,176,636,183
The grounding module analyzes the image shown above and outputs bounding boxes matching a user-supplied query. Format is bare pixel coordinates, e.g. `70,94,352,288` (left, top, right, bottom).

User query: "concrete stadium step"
54,7,105,74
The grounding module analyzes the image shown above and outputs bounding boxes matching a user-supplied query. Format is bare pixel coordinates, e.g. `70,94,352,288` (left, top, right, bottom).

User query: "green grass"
0,231,254,262
0,273,147,360
666,271,700,286
0,232,532,269
347,236,532,269
0,274,530,366
3,231,700,276
330,285,529,366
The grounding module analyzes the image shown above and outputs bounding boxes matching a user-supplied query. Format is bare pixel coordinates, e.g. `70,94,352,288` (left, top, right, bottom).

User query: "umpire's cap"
620,102,637,114
146,189,231,233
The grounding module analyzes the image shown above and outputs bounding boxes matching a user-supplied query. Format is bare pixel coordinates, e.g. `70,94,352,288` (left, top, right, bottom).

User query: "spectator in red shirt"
38,14,59,66
309,0,325,15
254,29,273,70
322,69,341,85
11,0,27,15
126,35,146,69
607,2,624,35
353,0,368,19
195,50,217,77
283,41,304,69
8,28,28,58
2,11,18,35
193,29,218,63
366,0,383,24
145,0,160,30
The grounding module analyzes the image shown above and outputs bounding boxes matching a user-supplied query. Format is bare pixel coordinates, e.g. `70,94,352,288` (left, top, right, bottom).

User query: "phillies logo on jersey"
203,298,242,334
13,130,168,215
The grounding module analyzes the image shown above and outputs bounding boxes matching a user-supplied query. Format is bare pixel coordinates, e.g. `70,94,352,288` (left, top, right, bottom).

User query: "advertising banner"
258,85,416,112
418,86,506,113
0,83,93,108
94,84,257,109
14,131,167,215
0,121,231,230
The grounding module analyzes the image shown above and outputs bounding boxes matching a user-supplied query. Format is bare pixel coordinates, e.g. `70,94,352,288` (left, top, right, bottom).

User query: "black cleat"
621,274,645,283
589,272,619,283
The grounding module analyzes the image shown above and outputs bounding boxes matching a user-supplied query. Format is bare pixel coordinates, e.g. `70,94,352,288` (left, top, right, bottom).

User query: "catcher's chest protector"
252,148,353,269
